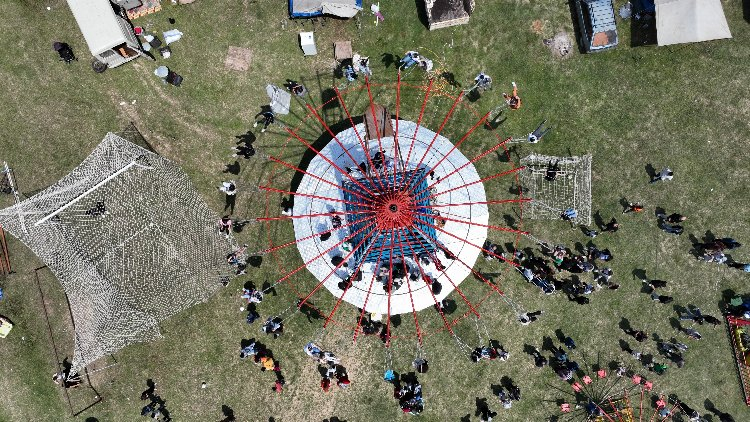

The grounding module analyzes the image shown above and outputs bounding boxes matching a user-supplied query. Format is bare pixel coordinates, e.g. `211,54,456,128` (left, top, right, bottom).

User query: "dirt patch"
531,19,546,35
543,31,574,59
225,47,253,72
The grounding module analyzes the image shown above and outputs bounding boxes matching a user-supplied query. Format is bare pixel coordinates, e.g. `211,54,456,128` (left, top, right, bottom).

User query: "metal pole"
4,162,26,233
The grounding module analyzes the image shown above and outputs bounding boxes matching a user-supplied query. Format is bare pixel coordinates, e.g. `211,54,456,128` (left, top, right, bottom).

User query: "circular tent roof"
293,119,488,315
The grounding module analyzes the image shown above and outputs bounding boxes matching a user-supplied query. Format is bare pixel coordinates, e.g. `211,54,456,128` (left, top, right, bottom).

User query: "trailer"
65,0,146,72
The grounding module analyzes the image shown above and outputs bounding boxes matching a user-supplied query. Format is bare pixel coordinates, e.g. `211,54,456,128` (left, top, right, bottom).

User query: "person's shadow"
485,111,506,130
223,160,241,175
593,210,604,230
224,194,236,214
440,72,461,89
381,52,397,69
262,280,277,296
299,300,322,323
619,197,630,212
542,336,555,352
236,131,256,148
619,317,632,332
465,89,481,103
219,405,235,422
441,298,457,314
720,288,737,311
474,397,496,419
645,163,656,181
247,256,263,268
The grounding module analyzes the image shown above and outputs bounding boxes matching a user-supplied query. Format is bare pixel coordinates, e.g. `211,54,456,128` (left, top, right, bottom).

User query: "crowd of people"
240,338,286,393
190,42,750,421
304,342,351,392
390,373,424,415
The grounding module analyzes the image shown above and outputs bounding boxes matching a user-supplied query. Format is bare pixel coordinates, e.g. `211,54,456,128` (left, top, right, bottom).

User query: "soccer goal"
518,154,592,226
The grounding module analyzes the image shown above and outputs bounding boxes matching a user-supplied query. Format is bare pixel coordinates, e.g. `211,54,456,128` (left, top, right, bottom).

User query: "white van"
65,0,145,72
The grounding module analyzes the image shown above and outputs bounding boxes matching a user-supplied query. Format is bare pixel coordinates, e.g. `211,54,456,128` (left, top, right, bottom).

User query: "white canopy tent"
655,0,732,46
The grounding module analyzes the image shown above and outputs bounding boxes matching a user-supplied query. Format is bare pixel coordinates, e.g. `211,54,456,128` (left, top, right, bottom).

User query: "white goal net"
0,133,233,371
518,154,592,226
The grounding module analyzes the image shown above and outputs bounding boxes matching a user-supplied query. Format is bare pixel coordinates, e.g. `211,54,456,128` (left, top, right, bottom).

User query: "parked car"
573,0,619,52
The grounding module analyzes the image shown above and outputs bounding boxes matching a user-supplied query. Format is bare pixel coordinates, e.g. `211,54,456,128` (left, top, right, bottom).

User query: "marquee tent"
655,0,732,46
289,0,363,18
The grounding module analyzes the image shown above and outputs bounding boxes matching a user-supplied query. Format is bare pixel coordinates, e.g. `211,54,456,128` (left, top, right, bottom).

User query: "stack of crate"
127,0,162,20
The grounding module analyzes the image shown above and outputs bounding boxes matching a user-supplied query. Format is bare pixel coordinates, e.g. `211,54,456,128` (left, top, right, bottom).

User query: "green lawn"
0,0,749,421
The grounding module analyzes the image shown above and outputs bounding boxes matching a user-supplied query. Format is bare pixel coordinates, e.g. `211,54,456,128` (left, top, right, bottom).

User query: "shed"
425,0,475,30
66,0,142,70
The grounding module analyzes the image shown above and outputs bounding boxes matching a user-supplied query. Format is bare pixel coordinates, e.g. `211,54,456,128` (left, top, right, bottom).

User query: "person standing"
218,215,233,237
502,81,521,110
650,167,674,183
603,218,620,233
622,202,644,214
253,110,275,133
474,72,493,92
399,51,419,69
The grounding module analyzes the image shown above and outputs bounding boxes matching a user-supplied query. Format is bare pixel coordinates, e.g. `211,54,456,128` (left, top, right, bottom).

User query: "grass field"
1,0,749,421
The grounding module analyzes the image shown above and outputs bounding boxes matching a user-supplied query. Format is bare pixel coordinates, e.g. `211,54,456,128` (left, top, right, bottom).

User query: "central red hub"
374,191,415,230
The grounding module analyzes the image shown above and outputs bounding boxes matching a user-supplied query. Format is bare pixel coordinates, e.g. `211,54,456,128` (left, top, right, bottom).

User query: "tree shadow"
745,0,750,23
